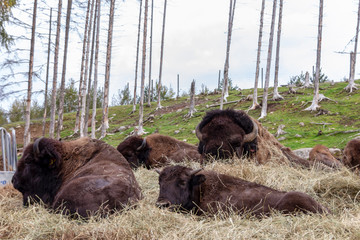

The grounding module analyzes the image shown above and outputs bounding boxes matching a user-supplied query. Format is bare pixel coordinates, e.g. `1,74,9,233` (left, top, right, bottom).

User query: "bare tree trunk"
272,0,284,101
249,0,265,110
218,70,221,90
74,0,91,135
185,80,196,118
42,8,52,137
57,0,72,140
176,74,179,99
303,71,311,88
345,0,360,92
305,0,323,111
157,0,167,110
220,0,236,110
259,0,277,119
101,0,116,139
147,0,154,107
80,0,95,137
91,0,100,139
24,0,38,148
49,0,62,138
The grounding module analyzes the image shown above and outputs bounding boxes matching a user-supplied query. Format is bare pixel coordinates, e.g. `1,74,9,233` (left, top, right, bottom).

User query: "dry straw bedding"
1,159,360,240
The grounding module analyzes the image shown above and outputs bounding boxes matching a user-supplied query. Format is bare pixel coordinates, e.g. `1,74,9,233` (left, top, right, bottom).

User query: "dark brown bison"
343,139,360,171
156,165,329,216
117,133,201,168
309,144,343,169
12,137,142,218
196,109,310,167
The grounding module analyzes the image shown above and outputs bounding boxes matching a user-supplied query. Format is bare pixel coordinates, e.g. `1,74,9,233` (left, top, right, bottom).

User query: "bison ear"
191,174,206,186
33,138,61,169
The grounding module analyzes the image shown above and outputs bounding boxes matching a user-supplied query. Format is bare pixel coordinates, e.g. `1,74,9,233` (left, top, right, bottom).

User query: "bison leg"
274,191,330,214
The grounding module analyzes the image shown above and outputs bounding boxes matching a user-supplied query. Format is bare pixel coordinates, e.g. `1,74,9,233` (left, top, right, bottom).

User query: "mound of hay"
254,119,310,167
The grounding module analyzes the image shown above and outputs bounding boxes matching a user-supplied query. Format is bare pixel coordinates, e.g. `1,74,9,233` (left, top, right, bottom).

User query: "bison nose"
156,200,171,208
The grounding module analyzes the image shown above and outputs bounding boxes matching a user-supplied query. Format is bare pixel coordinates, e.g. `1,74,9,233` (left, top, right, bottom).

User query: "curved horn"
33,137,44,156
136,137,147,151
189,168,203,176
243,119,258,143
195,124,203,141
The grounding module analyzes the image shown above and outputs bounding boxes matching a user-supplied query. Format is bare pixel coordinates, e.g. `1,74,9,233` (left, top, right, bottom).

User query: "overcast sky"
1,0,359,110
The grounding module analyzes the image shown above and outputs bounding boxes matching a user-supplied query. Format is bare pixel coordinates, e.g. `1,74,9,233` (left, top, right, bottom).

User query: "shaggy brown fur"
156,166,330,216
309,144,343,169
12,137,142,218
343,139,360,171
117,134,201,168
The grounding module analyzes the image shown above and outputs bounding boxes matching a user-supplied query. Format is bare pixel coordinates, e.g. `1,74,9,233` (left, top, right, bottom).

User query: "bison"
309,144,343,169
196,109,310,167
156,165,330,216
117,133,201,169
343,139,360,171
12,137,142,218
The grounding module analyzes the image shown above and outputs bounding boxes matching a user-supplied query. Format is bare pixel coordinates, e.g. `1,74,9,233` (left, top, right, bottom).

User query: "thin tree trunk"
305,0,323,111
74,0,91,134
24,0,38,148
147,0,154,107
132,0,143,113
345,0,360,92
272,0,284,101
42,8,52,137
157,0,167,109
218,70,221,90
176,74,179,99
49,0,62,138
220,0,236,110
138,0,149,135
57,0,72,140
185,80,196,118
91,0,100,139
101,0,116,139
80,0,95,137
259,0,277,119
249,0,265,110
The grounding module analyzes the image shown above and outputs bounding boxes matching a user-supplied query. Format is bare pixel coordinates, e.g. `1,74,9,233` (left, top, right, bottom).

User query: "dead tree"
220,0,236,110
42,8,52,137
259,0,277,119
101,0,116,139
157,0,167,110
249,0,265,110
57,0,73,140
147,0,154,107
49,0,62,138
185,80,196,118
272,0,284,101
305,0,323,111
303,71,311,88
132,0,143,113
138,0,149,136
24,0,38,148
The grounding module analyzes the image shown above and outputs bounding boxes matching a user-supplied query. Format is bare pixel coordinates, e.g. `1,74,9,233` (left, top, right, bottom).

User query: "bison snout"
156,200,171,208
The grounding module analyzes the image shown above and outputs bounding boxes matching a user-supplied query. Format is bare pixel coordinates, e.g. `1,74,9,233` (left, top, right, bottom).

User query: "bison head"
12,137,62,206
196,109,258,159
117,136,150,169
156,165,205,212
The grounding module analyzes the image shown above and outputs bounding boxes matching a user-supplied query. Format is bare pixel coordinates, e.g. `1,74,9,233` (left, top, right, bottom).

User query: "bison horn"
137,137,147,151
154,168,161,174
189,168,203,176
33,137,44,157
195,124,203,141
243,118,258,143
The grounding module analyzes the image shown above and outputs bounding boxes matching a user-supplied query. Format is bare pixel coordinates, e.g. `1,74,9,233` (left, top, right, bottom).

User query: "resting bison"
196,109,310,167
117,133,201,168
156,165,329,216
343,139,360,171
309,144,343,169
12,137,142,217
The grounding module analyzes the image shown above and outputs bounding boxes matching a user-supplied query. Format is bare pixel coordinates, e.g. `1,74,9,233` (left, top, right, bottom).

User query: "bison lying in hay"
343,139,360,171
196,109,310,167
156,165,330,216
309,144,343,169
12,137,142,218
117,133,201,168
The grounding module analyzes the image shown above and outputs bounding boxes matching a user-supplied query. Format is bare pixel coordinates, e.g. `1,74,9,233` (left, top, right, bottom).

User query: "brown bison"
309,144,343,169
117,133,201,168
196,109,310,167
12,137,142,218
343,139,360,171
156,165,329,216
